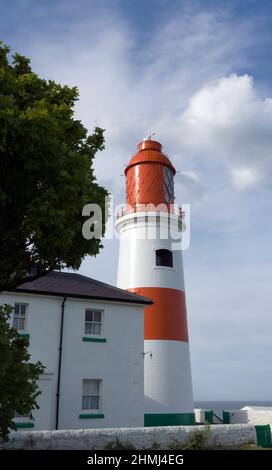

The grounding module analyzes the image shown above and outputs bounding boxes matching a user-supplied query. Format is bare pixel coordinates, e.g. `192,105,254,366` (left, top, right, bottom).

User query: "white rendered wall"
0,292,145,430
224,410,248,424
1,292,61,431
59,298,144,429
245,410,272,425
194,409,212,424
33,374,56,430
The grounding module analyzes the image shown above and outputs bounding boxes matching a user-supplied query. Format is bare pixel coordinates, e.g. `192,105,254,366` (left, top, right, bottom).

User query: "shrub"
104,438,135,450
169,424,212,450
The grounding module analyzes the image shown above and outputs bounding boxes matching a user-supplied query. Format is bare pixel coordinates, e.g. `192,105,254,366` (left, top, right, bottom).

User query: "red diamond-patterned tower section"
125,140,176,212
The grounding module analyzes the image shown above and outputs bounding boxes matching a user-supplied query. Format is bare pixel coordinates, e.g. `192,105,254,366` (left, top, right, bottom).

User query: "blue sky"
2,0,272,400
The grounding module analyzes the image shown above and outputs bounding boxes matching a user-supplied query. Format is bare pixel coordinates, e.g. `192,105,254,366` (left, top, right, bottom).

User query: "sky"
2,0,272,401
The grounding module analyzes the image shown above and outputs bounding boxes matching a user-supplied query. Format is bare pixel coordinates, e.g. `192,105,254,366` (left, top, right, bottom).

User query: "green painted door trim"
15,422,34,429
144,413,195,427
82,337,107,343
79,413,105,419
18,333,30,340
255,425,272,448
204,410,213,424
223,411,230,424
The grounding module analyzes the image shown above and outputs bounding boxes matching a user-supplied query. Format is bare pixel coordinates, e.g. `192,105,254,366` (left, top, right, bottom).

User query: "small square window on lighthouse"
85,309,103,335
155,249,173,268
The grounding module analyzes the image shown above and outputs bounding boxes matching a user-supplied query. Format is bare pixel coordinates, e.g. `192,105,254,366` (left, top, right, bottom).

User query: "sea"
194,401,272,419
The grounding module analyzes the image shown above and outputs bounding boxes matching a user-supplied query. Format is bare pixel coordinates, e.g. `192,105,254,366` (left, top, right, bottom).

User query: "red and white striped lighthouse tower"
115,138,195,426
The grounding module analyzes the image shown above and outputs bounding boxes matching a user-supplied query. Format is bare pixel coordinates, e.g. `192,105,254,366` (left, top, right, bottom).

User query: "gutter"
55,296,67,430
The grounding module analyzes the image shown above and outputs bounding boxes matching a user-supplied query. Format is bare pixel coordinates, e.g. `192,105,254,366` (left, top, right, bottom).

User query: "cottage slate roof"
15,271,152,305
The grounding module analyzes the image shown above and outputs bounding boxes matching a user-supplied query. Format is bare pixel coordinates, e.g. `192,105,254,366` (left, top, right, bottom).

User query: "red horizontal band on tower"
127,287,189,342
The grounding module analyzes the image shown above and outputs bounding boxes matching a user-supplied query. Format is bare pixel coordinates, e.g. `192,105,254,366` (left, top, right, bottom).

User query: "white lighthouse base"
144,340,195,426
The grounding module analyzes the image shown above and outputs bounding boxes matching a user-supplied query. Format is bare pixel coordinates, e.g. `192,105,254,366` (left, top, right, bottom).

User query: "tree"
0,43,108,291
0,304,44,440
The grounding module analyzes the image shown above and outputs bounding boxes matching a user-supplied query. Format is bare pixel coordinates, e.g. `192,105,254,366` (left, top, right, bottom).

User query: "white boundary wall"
0,424,256,450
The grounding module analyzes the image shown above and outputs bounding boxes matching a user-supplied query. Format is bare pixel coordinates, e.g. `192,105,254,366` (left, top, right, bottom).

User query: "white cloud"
180,74,272,189
179,171,199,183
231,167,260,190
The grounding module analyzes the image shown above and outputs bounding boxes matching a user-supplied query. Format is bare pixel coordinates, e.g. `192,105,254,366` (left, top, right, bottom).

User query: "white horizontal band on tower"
116,212,185,291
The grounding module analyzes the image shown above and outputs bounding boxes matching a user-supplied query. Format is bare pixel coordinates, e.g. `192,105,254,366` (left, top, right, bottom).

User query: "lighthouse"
115,138,195,426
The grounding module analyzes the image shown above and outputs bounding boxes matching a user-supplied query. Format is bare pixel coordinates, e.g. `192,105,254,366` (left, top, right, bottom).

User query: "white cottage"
1,271,152,431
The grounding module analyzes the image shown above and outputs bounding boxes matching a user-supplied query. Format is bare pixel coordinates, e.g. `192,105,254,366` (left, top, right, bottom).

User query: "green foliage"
104,438,136,450
0,42,108,291
169,424,212,450
0,304,44,441
184,426,211,450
